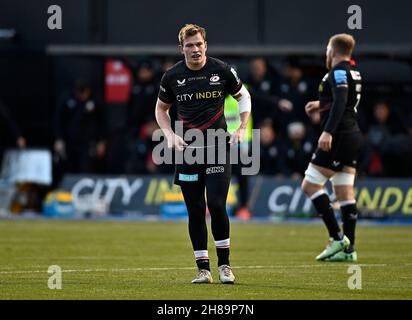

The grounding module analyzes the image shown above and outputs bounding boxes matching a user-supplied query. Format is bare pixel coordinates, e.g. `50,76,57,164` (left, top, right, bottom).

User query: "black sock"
196,259,210,271
312,193,342,241
216,248,230,267
345,246,355,254
341,202,358,252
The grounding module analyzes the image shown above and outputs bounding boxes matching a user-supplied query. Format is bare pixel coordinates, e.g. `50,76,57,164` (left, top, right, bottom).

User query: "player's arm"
156,73,187,151
304,100,320,116
319,70,349,151
230,85,251,144
225,64,251,144
155,99,187,151
0,101,25,147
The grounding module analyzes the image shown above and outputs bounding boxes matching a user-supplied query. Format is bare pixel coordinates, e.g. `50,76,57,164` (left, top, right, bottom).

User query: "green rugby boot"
324,250,357,262
316,235,350,261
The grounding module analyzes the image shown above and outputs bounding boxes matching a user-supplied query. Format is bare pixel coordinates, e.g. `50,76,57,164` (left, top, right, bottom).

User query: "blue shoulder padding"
333,70,348,85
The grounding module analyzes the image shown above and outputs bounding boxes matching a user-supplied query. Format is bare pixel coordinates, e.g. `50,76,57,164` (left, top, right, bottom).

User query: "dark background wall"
106,0,261,45
2,0,411,48
263,0,411,46
0,0,411,147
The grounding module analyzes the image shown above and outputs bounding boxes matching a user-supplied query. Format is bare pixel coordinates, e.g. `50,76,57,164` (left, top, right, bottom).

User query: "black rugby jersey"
158,56,242,132
318,60,362,134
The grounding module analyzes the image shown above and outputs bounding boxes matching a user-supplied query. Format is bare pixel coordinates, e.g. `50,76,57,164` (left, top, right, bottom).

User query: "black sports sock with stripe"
312,193,342,241
341,203,358,253
196,259,210,271
216,248,230,267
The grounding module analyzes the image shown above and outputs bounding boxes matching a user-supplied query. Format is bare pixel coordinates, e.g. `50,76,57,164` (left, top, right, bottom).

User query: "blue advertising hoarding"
60,175,412,220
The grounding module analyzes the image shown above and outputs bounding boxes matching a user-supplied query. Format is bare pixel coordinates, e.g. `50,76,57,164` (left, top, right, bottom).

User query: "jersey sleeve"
330,69,349,89
158,72,175,104
224,64,243,96
324,68,349,134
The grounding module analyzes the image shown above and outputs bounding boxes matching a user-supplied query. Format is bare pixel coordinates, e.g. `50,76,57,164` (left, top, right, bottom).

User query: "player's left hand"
318,131,332,151
229,127,246,145
96,141,106,157
16,136,26,149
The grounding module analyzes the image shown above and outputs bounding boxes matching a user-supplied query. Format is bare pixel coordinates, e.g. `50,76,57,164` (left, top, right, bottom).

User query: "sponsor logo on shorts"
152,123,261,176
206,166,225,174
179,173,198,182
332,161,341,167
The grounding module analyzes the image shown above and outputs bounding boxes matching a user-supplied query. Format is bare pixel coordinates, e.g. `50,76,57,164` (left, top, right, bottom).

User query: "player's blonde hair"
329,34,355,56
178,24,206,46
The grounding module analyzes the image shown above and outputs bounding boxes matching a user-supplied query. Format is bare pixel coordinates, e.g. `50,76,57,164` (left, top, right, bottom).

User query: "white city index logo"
177,79,186,86
210,75,220,82
176,93,193,102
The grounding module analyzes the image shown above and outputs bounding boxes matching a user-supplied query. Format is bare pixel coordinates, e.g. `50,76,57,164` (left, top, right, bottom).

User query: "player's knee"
331,172,355,201
334,186,355,202
185,201,206,218
330,172,355,186
302,164,328,196
207,199,226,216
301,180,311,196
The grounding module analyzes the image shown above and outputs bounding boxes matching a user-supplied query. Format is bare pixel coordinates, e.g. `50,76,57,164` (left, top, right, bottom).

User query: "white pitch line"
0,264,389,275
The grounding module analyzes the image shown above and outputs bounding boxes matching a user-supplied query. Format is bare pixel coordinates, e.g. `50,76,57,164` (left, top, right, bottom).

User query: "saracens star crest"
210,75,220,82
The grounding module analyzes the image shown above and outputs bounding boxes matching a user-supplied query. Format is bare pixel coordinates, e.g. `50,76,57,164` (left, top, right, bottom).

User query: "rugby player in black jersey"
301,34,362,262
155,24,251,283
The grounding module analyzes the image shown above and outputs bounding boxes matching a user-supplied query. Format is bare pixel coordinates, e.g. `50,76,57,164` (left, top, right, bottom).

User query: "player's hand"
54,139,66,158
278,99,293,112
166,133,187,151
318,131,332,151
305,100,320,116
16,137,26,149
229,127,246,145
96,141,106,157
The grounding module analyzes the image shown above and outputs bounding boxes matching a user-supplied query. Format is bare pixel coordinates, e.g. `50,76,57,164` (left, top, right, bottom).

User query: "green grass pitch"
0,220,411,300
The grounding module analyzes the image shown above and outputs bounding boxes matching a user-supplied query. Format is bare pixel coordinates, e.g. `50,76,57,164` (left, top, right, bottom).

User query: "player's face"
326,43,333,70
180,33,207,70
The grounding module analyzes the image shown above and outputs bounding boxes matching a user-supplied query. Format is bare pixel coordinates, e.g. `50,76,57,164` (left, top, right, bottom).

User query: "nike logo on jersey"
332,161,341,167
